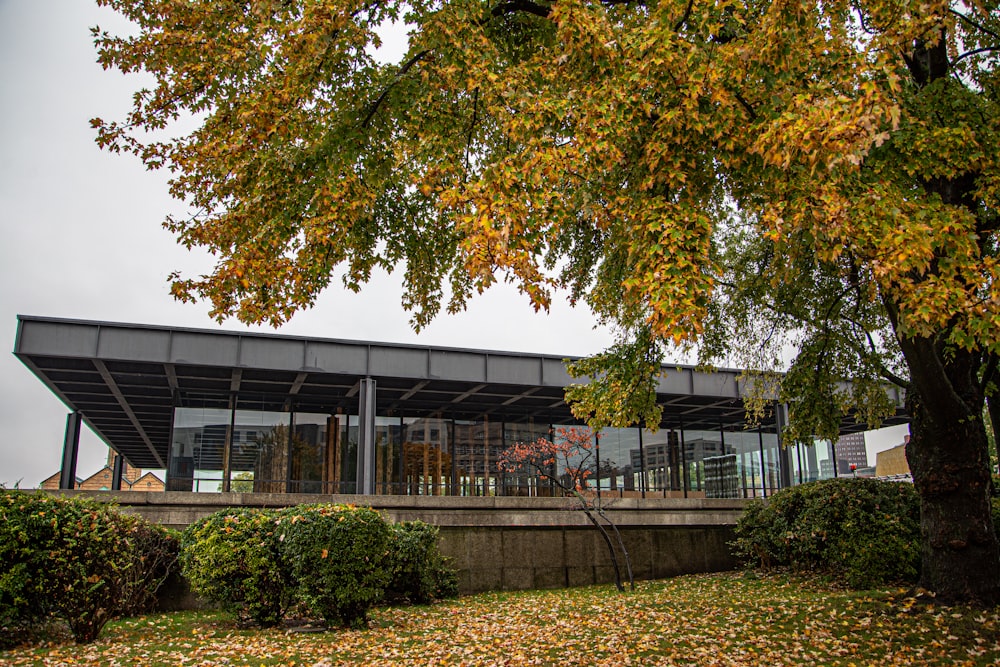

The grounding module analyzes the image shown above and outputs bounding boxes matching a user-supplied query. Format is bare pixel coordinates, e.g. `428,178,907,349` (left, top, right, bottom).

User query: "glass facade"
168,402,843,498
169,407,230,492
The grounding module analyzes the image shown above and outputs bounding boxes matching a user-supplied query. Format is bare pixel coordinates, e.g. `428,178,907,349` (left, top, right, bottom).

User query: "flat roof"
13,315,907,469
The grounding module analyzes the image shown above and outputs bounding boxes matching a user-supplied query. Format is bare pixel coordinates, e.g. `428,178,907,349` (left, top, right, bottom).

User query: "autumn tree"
497,426,634,591
93,0,1000,603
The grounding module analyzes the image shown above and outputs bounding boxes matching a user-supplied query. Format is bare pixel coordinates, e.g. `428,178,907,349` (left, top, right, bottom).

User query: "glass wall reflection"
231,409,291,493
452,419,504,496
289,413,331,494
166,406,812,498
169,407,229,492
500,422,551,496
374,416,403,495
402,417,451,495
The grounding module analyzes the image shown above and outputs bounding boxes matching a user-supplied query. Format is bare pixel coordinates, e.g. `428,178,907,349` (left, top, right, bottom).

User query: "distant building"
834,432,868,472
40,448,164,492
875,436,911,478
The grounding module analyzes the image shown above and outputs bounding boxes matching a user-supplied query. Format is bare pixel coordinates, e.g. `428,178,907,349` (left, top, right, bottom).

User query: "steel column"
775,403,793,489
111,454,124,491
59,412,82,490
356,378,377,495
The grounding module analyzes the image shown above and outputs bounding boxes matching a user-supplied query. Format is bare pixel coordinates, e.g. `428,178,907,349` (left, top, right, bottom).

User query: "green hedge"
179,504,458,630
282,504,393,628
732,478,921,588
386,521,459,604
0,489,179,646
180,507,293,628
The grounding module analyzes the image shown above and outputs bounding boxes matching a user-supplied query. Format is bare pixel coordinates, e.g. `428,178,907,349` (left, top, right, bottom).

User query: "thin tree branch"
673,0,695,32
841,318,911,388
952,45,1000,66
734,91,758,121
361,49,431,128
595,504,634,589
465,87,480,173
950,9,1000,41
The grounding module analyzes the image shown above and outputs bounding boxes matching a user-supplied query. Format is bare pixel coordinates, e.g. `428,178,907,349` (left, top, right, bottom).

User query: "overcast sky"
0,0,907,488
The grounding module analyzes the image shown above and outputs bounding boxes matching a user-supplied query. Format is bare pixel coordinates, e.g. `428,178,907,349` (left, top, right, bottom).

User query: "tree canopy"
93,0,1000,603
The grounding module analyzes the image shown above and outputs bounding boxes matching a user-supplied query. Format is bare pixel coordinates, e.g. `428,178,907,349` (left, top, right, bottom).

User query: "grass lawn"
3,571,999,666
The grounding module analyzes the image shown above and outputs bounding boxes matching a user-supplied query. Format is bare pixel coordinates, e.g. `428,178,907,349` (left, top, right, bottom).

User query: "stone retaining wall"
60,490,746,595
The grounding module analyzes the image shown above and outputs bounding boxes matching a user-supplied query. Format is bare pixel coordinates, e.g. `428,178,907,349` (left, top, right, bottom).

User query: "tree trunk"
902,340,1000,606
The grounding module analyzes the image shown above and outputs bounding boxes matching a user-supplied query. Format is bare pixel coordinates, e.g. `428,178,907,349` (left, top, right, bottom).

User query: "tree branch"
950,9,1000,41
361,49,431,128
841,316,911,388
953,45,1000,66
465,87,480,174
673,0,695,32
883,295,973,423
904,31,950,86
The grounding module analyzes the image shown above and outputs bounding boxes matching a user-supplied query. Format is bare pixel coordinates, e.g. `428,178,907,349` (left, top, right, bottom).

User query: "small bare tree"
497,427,634,591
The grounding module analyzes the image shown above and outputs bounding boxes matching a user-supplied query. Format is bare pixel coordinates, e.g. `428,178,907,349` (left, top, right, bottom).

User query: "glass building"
15,316,908,499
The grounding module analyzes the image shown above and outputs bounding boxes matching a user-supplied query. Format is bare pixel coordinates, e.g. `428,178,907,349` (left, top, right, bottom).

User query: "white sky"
0,0,907,488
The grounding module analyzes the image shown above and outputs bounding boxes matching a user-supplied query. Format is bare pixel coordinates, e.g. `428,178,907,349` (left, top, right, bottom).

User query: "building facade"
15,316,909,499
40,447,165,492
875,437,912,479
832,431,869,473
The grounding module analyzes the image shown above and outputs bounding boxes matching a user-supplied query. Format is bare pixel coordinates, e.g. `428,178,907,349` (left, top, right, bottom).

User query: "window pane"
402,417,451,495
232,410,291,493
453,419,503,497
596,427,641,495
683,430,725,497
499,422,551,496
290,413,331,494
170,407,230,493
374,416,403,495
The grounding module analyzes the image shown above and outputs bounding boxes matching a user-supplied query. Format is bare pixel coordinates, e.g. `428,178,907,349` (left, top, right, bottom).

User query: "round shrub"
180,507,292,627
0,489,143,644
386,521,459,604
281,504,392,629
733,478,921,588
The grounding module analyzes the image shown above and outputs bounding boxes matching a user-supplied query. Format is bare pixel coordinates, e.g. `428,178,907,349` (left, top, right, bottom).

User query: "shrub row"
180,504,457,629
732,478,921,588
0,489,179,646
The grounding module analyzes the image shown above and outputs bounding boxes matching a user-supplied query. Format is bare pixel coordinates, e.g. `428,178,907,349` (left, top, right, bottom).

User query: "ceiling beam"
93,360,166,468
399,380,429,401
229,368,243,394
164,363,181,406
289,372,308,395
501,387,540,406
451,384,488,404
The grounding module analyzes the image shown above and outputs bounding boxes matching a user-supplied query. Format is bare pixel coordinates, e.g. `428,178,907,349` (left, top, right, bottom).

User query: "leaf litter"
3,571,998,666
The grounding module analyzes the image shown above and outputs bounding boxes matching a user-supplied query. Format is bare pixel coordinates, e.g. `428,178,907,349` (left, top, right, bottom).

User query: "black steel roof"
13,315,907,469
